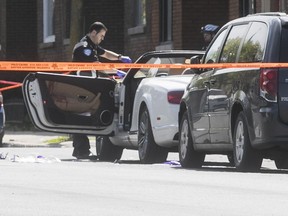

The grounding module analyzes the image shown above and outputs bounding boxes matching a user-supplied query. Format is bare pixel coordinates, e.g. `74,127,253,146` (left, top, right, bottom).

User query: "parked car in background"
178,12,288,171
0,91,5,146
22,50,203,163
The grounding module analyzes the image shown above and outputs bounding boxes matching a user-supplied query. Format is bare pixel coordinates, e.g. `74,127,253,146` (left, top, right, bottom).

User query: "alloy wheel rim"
138,111,148,157
235,121,244,163
180,119,189,159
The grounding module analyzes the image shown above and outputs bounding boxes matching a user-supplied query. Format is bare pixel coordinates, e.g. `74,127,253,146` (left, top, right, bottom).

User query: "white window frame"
43,0,55,43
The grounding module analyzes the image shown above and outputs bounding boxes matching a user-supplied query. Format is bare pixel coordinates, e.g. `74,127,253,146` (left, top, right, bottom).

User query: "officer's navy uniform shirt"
72,35,105,62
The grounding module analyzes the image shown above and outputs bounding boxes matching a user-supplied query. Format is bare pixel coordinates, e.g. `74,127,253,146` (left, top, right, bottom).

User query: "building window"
128,0,146,35
159,0,172,42
134,0,146,27
43,0,55,43
279,0,287,11
64,0,71,39
239,0,255,16
261,0,280,12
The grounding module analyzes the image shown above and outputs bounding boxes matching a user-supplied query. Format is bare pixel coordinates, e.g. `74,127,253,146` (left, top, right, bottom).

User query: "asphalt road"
1,131,288,216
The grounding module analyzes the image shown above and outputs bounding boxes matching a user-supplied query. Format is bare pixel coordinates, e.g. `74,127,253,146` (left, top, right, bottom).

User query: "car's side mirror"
188,55,202,74
190,55,201,64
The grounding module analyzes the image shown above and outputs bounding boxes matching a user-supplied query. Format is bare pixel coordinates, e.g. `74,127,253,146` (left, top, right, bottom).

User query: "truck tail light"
167,91,184,104
260,68,278,102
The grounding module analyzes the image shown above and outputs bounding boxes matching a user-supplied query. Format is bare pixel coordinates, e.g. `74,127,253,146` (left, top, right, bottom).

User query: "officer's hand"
120,56,132,63
116,70,127,78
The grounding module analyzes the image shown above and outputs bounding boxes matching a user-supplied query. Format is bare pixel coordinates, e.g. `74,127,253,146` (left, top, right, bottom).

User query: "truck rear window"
280,26,288,62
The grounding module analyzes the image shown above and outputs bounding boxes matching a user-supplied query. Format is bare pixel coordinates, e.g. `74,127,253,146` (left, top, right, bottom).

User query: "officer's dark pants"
72,134,90,156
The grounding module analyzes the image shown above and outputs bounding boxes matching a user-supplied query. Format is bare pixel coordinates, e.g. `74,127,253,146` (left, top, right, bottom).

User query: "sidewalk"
3,130,72,147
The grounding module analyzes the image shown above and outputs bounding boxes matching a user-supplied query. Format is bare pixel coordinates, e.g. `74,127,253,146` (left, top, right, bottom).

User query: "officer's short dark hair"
89,22,108,33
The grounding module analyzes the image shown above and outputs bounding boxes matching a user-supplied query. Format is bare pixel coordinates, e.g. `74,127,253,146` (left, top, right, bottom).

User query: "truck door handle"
203,79,216,86
209,79,216,85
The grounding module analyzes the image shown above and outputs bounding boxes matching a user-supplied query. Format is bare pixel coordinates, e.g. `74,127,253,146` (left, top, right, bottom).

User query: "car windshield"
134,56,188,78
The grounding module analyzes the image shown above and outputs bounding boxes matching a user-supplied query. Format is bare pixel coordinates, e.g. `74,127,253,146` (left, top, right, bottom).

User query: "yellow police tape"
1,61,288,71
1,61,288,92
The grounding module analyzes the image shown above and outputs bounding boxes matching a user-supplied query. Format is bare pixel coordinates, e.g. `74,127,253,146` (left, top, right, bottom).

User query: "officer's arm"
101,50,120,61
101,50,132,63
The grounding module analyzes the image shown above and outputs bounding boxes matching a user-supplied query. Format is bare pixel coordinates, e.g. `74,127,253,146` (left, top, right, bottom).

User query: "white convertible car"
22,50,204,163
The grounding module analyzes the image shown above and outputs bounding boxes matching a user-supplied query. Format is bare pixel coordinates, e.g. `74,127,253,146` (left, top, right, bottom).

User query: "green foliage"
221,37,263,63
44,136,71,144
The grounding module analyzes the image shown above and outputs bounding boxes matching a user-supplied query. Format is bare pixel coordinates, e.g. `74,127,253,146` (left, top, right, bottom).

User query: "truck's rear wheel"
233,112,262,171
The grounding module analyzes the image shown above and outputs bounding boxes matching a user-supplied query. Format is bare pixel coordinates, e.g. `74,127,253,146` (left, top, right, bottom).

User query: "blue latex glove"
116,70,127,78
120,56,132,63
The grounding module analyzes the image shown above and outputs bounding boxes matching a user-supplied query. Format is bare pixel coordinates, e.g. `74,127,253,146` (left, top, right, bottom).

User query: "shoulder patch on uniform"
83,49,92,56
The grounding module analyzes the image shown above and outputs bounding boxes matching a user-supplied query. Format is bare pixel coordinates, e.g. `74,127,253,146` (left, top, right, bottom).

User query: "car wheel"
0,130,4,147
138,106,168,164
179,111,205,168
233,112,262,171
96,136,123,162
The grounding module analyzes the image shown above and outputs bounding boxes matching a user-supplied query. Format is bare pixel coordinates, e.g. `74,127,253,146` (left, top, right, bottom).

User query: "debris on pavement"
0,152,61,163
0,152,8,159
11,154,61,163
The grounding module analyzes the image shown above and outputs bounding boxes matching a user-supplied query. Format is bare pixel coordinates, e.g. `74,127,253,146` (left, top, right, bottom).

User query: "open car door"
22,72,117,135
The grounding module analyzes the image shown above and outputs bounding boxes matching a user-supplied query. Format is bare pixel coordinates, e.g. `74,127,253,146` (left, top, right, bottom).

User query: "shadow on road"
172,161,288,174
52,157,288,174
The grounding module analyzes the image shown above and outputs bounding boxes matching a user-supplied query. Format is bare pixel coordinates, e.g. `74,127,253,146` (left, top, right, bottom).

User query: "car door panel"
22,72,116,135
188,28,229,146
188,72,212,144
207,24,250,146
208,69,230,144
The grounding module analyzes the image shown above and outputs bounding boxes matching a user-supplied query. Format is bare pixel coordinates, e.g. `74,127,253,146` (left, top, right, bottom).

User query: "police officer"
201,24,219,50
72,21,131,159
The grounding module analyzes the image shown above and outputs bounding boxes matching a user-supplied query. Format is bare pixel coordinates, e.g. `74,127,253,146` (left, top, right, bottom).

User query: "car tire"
96,136,123,162
0,130,4,147
233,112,262,171
138,106,168,164
179,111,205,168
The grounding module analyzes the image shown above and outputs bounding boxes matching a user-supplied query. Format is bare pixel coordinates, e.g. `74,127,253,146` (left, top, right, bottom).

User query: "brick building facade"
0,0,287,63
